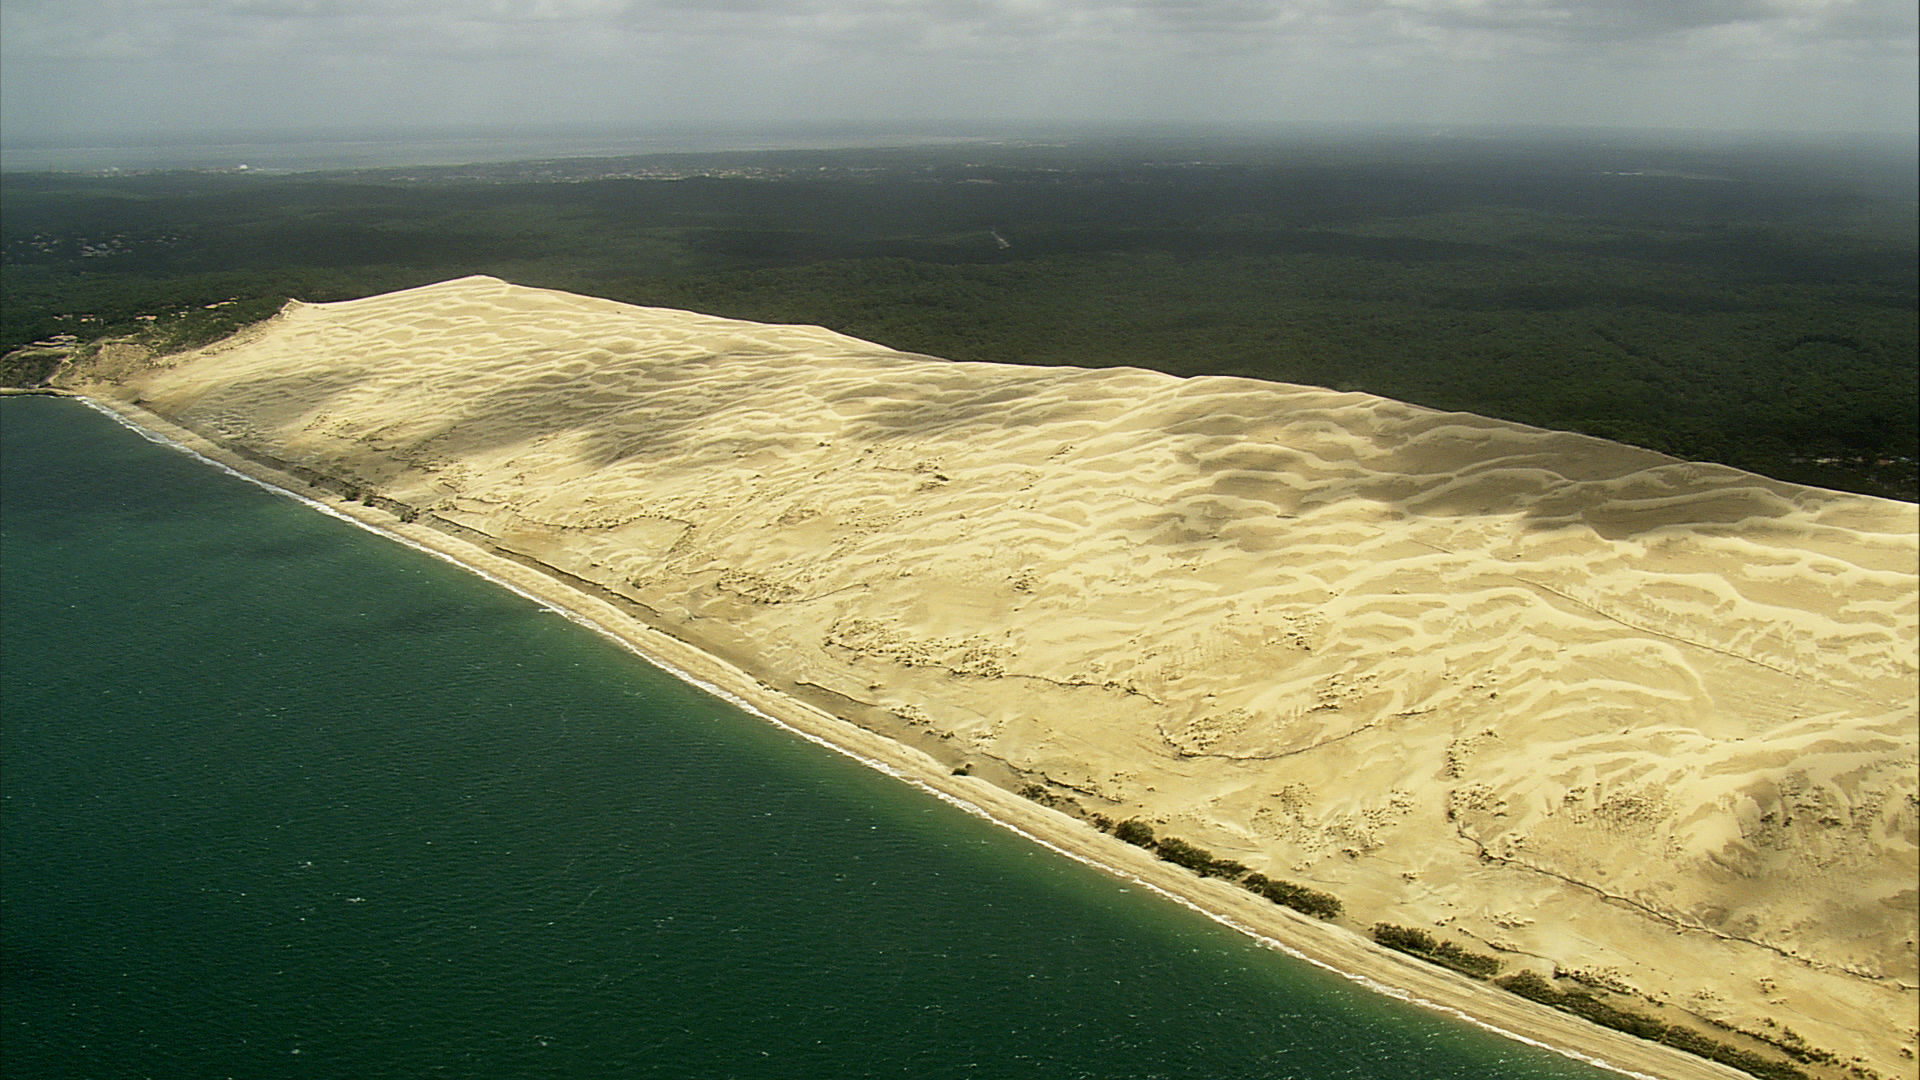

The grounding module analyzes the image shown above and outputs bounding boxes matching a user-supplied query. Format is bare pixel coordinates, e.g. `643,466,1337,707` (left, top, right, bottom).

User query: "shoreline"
61,390,1761,1080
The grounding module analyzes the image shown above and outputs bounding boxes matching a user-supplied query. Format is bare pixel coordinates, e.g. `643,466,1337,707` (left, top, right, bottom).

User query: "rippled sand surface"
70,276,1918,1074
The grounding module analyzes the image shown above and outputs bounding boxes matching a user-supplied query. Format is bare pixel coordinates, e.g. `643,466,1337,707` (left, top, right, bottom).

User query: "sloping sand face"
68,276,1917,1072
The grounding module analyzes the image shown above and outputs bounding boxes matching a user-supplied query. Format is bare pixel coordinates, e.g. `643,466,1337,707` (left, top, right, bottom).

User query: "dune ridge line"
55,275,1918,1079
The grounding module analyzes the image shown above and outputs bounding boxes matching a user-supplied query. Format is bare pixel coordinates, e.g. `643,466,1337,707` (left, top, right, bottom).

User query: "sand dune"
63,276,1917,1077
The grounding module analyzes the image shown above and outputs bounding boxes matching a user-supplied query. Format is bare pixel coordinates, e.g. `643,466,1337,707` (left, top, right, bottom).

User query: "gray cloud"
1407,0,1784,41
2,0,1913,140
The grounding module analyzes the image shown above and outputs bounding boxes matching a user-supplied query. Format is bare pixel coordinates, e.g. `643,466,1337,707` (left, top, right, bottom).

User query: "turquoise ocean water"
1,397,1622,1079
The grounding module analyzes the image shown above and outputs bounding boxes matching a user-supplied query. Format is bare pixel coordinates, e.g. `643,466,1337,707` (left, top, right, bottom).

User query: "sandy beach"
50,276,1918,1079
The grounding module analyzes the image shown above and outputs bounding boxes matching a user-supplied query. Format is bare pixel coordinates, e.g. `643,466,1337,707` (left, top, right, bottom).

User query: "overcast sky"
2,0,1915,145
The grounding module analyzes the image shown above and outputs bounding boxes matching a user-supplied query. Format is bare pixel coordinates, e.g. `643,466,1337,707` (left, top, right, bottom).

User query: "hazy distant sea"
0,397,1622,1079
0,128,983,175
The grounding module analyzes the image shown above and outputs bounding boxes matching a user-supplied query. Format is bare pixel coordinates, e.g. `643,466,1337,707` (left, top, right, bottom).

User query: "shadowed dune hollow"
62,276,1919,1074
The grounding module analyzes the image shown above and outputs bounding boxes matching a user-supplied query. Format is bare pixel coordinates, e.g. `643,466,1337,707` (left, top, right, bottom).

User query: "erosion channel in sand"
43,276,1918,1079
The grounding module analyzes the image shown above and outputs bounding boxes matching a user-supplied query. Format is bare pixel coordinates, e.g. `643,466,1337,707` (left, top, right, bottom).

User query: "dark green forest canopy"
4,132,1914,499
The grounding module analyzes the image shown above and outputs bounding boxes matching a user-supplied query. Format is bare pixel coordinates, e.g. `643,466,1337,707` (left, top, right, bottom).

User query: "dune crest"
66,276,1918,1074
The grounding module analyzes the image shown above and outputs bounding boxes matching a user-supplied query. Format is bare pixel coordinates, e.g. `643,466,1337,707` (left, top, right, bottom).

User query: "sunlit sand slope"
72,276,1918,1072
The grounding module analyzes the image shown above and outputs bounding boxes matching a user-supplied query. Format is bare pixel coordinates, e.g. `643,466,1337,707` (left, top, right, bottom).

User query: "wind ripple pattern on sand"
82,276,1919,1070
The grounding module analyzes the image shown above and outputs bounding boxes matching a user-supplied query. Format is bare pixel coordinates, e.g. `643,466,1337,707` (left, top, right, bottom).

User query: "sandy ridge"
62,393,1742,1080
55,275,1918,1078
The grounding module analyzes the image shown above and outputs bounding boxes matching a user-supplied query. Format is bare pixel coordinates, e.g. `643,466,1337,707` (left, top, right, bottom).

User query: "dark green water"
1,398,1622,1079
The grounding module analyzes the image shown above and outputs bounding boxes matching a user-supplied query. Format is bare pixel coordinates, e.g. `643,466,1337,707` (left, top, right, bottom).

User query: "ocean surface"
0,397,1622,1079
0,129,979,175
